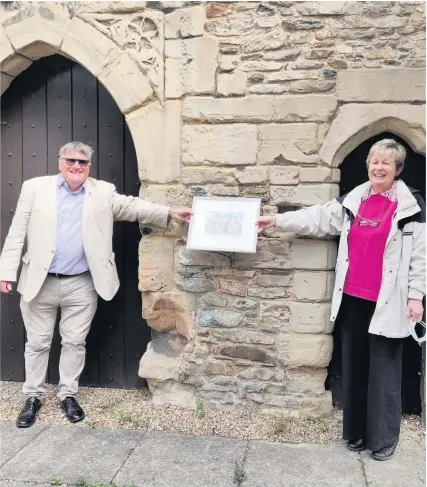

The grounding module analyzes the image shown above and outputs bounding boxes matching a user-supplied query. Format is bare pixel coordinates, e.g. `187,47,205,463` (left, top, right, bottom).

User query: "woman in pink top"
258,139,425,461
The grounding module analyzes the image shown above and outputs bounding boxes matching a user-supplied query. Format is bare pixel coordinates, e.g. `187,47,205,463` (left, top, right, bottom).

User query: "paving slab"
0,425,144,485
242,440,367,487
0,482,52,487
361,435,426,487
114,431,247,487
1,422,48,467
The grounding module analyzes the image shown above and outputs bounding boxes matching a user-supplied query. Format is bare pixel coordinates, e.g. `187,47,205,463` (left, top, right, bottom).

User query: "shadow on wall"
326,131,426,416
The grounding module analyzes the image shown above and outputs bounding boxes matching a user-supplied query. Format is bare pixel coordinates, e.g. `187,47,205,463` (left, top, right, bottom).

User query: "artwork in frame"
187,197,262,253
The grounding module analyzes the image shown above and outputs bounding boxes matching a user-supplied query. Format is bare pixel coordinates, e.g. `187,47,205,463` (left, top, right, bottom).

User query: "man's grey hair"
366,138,406,172
58,141,94,161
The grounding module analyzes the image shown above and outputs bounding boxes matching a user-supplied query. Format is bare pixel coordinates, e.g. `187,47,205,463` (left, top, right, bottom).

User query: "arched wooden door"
1,54,150,389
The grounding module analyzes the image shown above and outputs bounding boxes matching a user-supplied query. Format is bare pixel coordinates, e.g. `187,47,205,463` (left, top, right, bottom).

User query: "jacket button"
339,288,342,291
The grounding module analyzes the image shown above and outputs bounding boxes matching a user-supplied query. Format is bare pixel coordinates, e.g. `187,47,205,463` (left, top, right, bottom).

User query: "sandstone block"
299,167,334,183
263,49,301,61
217,72,247,96
232,297,259,310
126,100,181,184
260,301,291,331
337,69,425,102
165,37,218,98
238,367,278,381
181,168,235,185
300,392,333,418
206,13,255,36
254,272,292,288
182,125,257,166
140,184,187,207
215,277,248,297
278,334,333,368
287,80,335,93
164,9,180,39
206,185,239,196
219,55,240,71
258,124,319,165
271,184,339,206
208,329,275,346
286,367,328,394
217,344,275,363
199,292,228,308
183,95,337,123
180,5,206,38
139,237,174,292
176,277,215,293
234,238,291,269
291,239,337,270
296,2,359,16
293,271,335,301
1,73,13,95
269,167,300,185
0,25,14,64
176,245,231,267
148,379,196,408
290,302,333,334
235,167,268,184
0,54,32,77
266,71,319,82
248,287,287,299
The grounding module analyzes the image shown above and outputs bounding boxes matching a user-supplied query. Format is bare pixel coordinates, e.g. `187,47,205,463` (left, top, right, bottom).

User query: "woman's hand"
406,298,424,322
169,207,193,223
256,215,277,233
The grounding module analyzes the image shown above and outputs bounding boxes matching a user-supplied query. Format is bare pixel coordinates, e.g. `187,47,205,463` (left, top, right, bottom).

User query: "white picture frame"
187,197,261,253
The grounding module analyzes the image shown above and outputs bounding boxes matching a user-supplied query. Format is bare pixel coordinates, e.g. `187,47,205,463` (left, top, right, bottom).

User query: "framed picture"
187,197,261,253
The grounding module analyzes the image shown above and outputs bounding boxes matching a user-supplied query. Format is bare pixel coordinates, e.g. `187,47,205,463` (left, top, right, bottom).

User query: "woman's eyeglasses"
61,158,90,167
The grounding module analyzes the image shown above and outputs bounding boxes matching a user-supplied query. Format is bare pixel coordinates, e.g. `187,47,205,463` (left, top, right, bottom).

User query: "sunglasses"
61,158,90,167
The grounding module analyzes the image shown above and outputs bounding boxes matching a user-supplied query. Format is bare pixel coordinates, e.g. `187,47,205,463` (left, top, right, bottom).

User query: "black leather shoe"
16,397,41,428
371,439,398,461
61,396,85,423
347,439,366,452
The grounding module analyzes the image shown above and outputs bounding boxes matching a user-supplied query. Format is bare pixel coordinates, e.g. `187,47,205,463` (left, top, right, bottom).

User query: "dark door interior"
327,132,426,415
1,54,151,389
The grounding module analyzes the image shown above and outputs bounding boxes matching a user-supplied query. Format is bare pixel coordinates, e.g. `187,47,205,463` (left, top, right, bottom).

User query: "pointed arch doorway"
327,132,426,416
1,54,150,389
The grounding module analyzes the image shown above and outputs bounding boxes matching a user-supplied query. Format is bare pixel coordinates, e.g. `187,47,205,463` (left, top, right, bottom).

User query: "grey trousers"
20,273,98,401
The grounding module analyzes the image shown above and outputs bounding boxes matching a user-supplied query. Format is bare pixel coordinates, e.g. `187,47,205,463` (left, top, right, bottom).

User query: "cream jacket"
0,175,169,302
276,180,426,338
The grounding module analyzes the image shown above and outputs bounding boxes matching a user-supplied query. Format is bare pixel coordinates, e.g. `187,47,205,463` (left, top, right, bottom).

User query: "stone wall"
1,1,426,417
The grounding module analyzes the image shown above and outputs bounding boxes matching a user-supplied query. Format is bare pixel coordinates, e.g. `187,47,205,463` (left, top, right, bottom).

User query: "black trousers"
339,294,403,451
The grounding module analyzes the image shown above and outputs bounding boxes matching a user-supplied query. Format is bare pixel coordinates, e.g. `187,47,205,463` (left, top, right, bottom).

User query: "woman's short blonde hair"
366,138,406,172
58,141,94,161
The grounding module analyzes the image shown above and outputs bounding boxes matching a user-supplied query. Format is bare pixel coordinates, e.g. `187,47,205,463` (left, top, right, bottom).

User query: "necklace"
357,184,394,227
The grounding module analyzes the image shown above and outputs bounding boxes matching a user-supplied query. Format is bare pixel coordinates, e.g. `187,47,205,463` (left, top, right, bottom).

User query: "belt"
47,271,89,279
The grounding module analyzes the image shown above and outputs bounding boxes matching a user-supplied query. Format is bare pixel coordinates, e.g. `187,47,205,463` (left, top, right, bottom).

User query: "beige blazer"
0,175,169,302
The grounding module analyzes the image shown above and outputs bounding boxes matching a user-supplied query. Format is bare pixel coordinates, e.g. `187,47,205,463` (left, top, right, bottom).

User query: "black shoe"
371,439,398,461
16,397,41,428
347,439,366,452
61,396,85,423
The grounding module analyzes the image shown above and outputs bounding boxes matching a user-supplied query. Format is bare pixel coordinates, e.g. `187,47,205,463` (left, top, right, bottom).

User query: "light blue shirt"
48,175,89,275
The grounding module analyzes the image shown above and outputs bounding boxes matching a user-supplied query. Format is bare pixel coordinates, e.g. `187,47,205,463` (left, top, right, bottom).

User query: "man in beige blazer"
0,141,192,428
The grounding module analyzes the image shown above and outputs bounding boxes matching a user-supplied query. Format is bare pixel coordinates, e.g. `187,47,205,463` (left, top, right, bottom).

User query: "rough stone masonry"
0,1,425,417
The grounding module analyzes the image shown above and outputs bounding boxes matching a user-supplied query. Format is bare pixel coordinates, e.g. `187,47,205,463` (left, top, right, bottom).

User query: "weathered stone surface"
232,297,258,310
296,2,359,16
180,5,206,38
181,167,235,185
258,124,319,165
217,344,274,363
219,54,240,71
235,167,268,184
320,104,426,166
0,25,14,63
282,18,324,30
291,240,337,271
176,277,215,293
206,184,239,196
293,271,335,301
300,392,333,418
271,184,339,206
254,273,292,288
263,49,301,61
126,100,180,184
148,379,196,407
140,184,187,207
0,54,32,77
217,71,247,96
165,37,218,98
177,246,231,267
278,334,333,368
299,167,335,183
234,239,291,269
260,301,291,331
248,287,287,299
337,68,425,102
139,334,185,381
290,302,333,334
164,9,180,39
182,125,257,166
241,27,288,53
1,72,13,95
287,80,335,93
197,309,243,328
4,3,71,51
240,60,284,72
139,237,174,292
207,329,276,346
208,268,256,278
183,95,337,123
215,277,247,297
286,367,328,394
266,71,319,82
199,292,228,308
206,13,255,36
238,366,279,381
269,167,300,185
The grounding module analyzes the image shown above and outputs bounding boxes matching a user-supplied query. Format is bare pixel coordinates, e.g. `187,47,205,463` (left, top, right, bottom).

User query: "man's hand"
169,207,193,223
0,281,12,294
256,216,277,233
407,298,424,323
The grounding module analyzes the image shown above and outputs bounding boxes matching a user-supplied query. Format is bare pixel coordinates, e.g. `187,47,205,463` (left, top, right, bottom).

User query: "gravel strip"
1,381,424,445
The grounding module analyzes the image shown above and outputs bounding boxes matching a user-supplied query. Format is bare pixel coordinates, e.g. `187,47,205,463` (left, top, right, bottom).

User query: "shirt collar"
57,174,86,194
